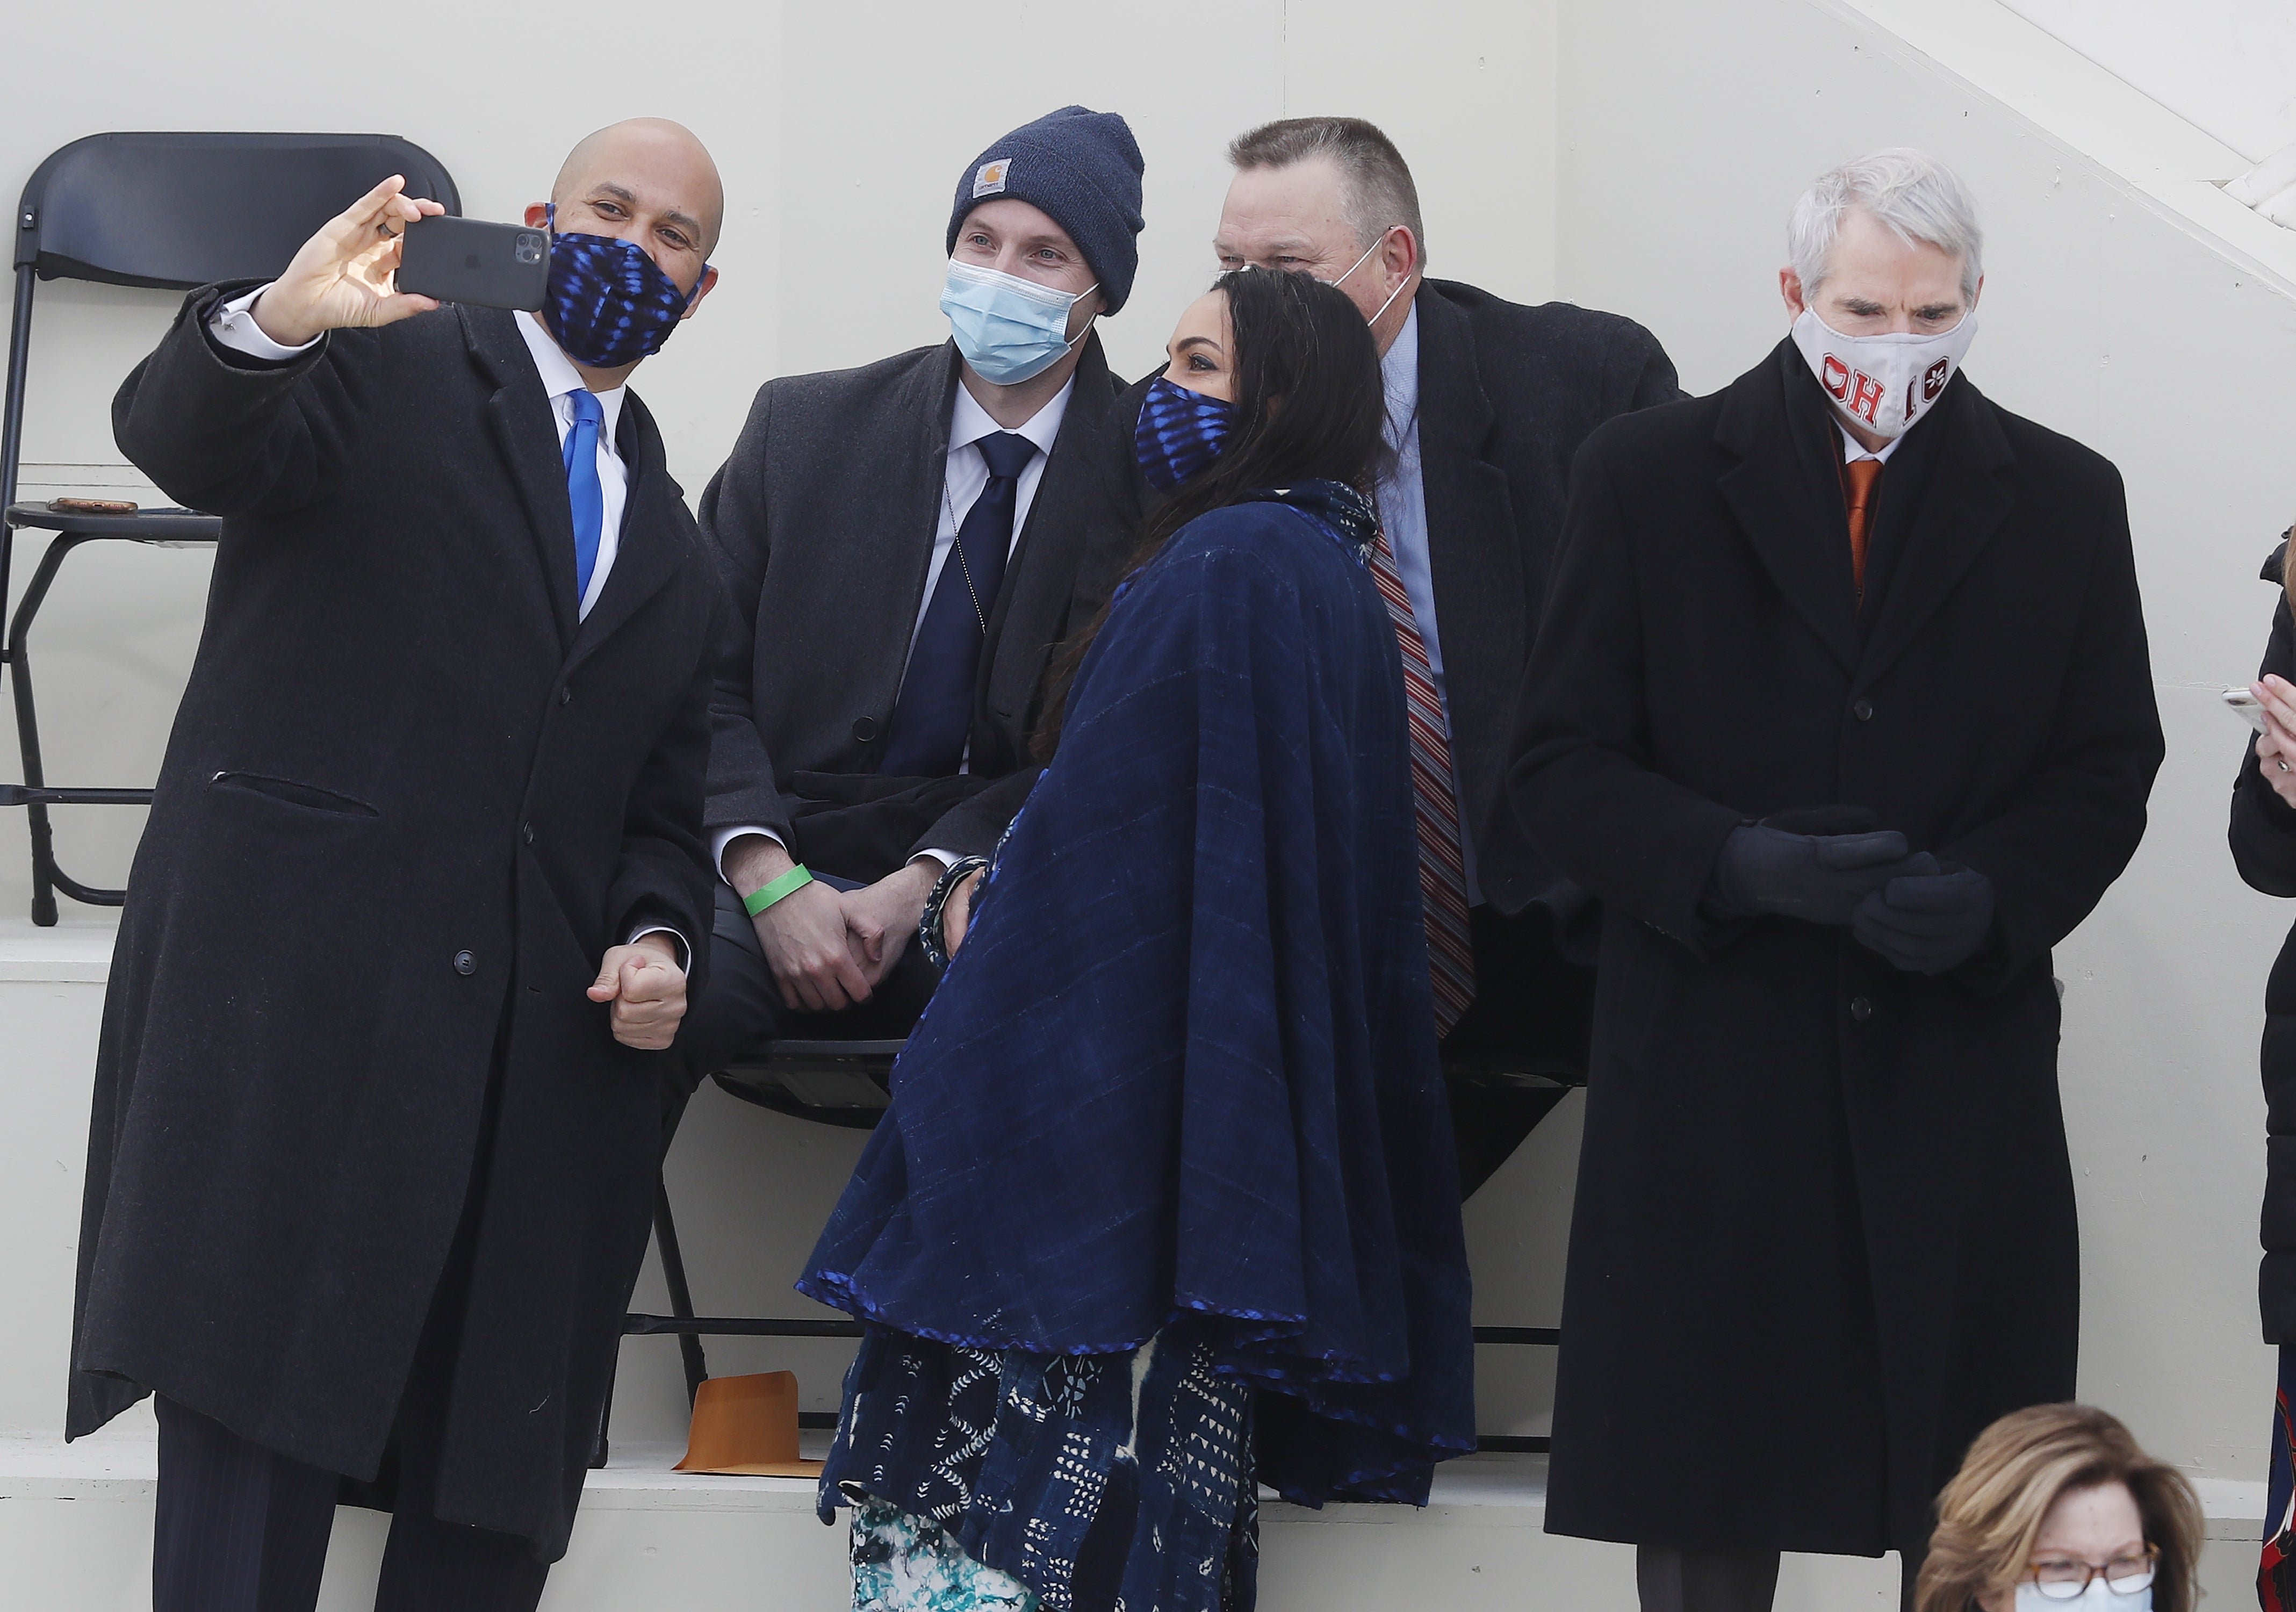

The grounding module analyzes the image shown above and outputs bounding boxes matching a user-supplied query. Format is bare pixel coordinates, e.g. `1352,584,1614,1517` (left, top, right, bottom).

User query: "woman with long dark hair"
794,267,1476,1612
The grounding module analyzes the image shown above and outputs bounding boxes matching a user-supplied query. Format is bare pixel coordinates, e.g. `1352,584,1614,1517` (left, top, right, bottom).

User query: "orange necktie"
1843,457,1883,596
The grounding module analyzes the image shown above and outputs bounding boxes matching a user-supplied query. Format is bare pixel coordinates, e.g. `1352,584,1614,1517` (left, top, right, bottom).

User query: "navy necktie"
880,431,1037,776
564,388,606,609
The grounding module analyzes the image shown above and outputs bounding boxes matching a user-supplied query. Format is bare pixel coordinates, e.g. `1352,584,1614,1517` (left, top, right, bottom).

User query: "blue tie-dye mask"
1133,376,1237,492
541,203,708,368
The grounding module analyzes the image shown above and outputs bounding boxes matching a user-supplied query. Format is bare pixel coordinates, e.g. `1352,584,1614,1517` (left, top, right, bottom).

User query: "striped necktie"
1366,528,1477,1035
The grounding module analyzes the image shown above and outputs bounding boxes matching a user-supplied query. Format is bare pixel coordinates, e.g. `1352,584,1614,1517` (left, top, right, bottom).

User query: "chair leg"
652,1179,709,1404
8,535,95,927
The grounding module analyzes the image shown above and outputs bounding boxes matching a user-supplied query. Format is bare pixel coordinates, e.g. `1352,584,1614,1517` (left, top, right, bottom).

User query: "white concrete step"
0,1427,2269,1611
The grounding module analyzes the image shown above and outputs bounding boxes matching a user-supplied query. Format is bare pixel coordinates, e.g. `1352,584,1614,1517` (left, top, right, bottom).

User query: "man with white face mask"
1510,149,2164,1611
684,106,1142,1083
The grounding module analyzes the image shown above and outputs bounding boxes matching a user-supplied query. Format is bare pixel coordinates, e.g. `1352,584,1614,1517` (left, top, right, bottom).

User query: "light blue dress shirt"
1373,304,1480,903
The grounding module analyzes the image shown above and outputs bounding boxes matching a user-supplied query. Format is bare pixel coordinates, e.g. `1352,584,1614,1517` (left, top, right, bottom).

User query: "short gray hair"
1789,148,1982,301
1228,116,1427,266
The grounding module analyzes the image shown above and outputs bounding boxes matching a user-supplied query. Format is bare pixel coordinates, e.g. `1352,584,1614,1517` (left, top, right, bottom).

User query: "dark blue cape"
800,493,1475,1505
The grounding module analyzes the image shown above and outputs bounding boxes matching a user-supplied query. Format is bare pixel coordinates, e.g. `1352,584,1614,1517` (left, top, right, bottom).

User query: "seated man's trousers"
675,876,945,1103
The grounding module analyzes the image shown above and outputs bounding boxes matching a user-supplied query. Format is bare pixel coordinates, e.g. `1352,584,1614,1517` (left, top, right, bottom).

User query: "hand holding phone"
250,175,446,347
395,216,550,313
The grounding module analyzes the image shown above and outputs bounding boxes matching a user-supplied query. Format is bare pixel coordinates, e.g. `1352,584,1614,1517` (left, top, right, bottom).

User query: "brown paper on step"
673,1370,824,1477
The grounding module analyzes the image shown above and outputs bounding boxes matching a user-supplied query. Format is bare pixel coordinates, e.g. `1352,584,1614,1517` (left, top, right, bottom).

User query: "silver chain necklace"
942,444,1030,636
938,474,990,636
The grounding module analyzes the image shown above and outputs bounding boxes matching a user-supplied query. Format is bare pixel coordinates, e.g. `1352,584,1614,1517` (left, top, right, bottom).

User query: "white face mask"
2013,1574,2153,1610
1790,305,1978,439
1326,229,1413,325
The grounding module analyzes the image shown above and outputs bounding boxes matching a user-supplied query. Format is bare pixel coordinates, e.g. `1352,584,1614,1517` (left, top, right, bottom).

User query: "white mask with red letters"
1790,306,1977,439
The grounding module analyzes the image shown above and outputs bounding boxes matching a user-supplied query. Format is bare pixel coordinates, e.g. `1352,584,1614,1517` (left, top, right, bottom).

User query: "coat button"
559,686,573,706
1852,699,1874,722
521,822,535,845
1849,995,1873,1022
852,716,880,743
453,949,478,976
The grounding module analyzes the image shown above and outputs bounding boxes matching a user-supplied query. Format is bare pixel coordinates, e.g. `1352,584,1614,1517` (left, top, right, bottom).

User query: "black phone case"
397,216,550,313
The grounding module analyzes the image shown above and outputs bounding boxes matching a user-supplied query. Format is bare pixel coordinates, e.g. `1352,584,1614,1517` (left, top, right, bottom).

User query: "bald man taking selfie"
68,120,725,1611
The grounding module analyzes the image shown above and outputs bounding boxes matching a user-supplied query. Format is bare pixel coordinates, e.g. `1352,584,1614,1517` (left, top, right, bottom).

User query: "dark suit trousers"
1440,904,1597,1197
153,1056,550,1612
674,878,944,1117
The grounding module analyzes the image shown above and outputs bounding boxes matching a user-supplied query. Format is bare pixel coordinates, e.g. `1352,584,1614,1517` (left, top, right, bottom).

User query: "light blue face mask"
940,260,1098,385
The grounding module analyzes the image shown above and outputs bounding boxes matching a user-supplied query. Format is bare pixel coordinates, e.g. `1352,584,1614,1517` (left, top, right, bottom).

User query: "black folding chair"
616,1039,1566,1460
1,131,459,924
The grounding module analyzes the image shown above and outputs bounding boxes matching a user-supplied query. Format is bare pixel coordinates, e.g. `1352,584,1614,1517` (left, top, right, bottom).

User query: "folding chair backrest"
13,131,461,290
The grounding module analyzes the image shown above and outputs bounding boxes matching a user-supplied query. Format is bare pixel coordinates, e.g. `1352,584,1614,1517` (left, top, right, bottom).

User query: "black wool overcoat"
2227,538,2296,1341
1509,341,2163,1556
68,286,718,1560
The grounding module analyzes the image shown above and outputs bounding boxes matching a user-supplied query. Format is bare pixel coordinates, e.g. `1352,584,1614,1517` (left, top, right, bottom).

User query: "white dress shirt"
1840,423,1906,466
206,291,681,965
712,375,1076,880
1373,304,1481,903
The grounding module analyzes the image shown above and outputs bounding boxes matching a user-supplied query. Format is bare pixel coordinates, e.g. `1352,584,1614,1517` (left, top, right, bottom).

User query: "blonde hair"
1916,1404,2204,1612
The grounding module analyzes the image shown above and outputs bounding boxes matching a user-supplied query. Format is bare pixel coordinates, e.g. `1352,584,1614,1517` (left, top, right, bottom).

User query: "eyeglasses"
2025,1544,2157,1599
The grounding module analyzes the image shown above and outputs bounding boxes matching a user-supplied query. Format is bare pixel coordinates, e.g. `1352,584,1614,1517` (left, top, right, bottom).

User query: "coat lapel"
872,344,963,707
462,307,579,648
982,335,1117,732
564,394,692,674
1714,344,1862,676
1852,377,2016,689
1414,286,1525,808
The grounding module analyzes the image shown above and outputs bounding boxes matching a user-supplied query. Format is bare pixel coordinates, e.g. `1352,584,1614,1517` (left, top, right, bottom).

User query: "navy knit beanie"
946,106,1145,315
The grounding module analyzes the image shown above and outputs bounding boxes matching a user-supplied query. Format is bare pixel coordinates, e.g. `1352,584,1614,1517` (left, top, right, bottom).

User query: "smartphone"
396,216,549,312
2226,687,2270,733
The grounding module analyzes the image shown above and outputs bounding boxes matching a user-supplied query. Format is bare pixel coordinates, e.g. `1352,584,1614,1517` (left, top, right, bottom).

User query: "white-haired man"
1510,149,2163,1609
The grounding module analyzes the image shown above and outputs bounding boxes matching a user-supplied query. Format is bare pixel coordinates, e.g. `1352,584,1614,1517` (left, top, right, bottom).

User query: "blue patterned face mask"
542,204,708,368
1134,376,1237,492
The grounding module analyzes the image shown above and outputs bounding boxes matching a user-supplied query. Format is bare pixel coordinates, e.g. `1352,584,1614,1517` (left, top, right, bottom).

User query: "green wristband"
744,865,814,917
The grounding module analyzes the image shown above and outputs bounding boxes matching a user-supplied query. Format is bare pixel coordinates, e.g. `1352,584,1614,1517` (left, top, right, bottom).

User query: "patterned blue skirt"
821,1316,1259,1612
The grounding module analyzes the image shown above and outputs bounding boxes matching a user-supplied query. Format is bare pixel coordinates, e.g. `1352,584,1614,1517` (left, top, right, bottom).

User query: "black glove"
1851,866,1996,974
1710,818,1939,927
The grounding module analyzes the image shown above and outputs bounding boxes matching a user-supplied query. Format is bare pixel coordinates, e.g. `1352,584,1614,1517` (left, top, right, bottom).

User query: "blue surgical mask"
941,260,1097,385
1134,375,1237,492
543,203,709,369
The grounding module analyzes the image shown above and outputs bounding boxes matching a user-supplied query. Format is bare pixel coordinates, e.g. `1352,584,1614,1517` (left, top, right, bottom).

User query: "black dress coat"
69,286,718,1560
2228,538,2296,1341
1509,341,2163,1556
699,335,1135,879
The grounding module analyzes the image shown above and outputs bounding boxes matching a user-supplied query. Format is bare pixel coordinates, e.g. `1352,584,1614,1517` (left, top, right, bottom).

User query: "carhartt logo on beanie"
946,105,1146,315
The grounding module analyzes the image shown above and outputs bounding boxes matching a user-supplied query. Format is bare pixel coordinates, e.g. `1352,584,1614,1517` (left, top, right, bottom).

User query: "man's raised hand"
250,175,445,349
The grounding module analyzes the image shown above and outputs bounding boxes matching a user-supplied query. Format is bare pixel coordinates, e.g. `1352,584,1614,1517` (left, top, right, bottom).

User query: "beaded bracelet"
917,856,991,970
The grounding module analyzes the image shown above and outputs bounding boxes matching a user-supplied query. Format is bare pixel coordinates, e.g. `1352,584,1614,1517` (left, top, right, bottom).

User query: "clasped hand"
1714,813,1995,975
751,861,942,1013
249,174,446,349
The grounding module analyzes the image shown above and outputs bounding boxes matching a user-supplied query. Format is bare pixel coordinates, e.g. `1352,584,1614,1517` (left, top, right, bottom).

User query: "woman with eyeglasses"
793,265,1474,1612
1914,1402,2202,1611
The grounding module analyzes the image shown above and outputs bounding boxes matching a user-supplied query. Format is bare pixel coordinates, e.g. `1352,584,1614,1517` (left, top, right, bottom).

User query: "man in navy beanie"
677,107,1146,1089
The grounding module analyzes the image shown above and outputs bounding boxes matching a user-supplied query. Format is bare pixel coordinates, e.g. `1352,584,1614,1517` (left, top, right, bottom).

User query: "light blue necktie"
564,389,606,607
